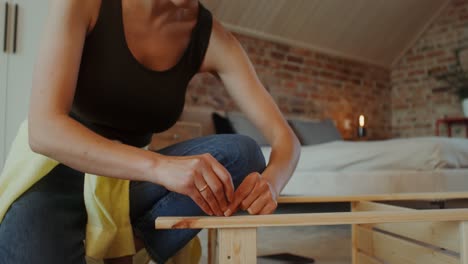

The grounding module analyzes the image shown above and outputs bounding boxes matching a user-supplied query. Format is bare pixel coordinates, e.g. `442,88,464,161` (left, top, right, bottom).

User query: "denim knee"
210,134,266,186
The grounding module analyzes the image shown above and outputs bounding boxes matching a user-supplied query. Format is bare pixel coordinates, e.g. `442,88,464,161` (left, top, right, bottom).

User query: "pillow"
211,112,235,134
289,118,342,145
226,112,269,146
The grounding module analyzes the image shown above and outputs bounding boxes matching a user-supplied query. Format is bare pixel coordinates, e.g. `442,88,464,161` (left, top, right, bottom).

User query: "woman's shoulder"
48,0,101,35
199,18,239,73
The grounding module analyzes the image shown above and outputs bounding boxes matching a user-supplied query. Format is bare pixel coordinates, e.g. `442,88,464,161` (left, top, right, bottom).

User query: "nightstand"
435,117,468,138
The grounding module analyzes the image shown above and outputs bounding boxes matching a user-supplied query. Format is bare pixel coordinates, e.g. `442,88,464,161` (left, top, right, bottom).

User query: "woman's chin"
169,0,197,8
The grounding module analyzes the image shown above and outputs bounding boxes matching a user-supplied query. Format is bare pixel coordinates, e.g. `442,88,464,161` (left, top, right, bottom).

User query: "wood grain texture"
278,192,468,204
217,228,256,264
155,208,468,229
357,226,459,264
208,229,218,264
351,202,358,264
461,221,468,264
356,252,383,264
356,201,460,252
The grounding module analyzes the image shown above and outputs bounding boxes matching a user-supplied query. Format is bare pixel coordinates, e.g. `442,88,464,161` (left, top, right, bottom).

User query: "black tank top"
70,0,212,147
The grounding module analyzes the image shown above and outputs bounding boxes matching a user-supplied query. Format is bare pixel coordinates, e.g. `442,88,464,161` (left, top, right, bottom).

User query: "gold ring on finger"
198,184,208,192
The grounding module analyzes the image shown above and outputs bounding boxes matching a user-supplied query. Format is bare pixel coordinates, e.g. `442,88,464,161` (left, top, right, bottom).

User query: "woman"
0,0,300,263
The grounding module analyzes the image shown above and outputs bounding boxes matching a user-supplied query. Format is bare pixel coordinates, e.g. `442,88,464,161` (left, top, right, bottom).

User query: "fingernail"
224,209,232,217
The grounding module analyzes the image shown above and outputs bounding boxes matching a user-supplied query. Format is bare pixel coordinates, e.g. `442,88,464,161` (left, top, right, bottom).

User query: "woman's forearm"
262,130,301,197
29,114,160,183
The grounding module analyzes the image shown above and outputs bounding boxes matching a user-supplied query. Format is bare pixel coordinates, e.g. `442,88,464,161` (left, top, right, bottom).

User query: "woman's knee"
158,133,267,184
209,134,266,183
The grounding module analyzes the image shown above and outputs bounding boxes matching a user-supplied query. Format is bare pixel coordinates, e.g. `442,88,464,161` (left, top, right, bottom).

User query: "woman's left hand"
224,172,278,216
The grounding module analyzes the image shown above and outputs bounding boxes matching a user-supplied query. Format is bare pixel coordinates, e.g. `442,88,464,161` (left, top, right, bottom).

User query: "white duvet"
261,137,468,171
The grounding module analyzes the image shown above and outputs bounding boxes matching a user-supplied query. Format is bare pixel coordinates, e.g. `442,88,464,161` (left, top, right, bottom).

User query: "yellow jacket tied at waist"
0,121,136,259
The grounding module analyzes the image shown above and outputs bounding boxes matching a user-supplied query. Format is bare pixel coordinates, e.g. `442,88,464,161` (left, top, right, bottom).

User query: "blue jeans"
0,134,266,264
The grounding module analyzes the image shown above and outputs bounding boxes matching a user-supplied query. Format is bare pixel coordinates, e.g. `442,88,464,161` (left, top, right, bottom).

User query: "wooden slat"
461,221,468,264
355,202,459,252
354,201,412,212
356,252,383,264
351,202,358,264
278,192,468,204
357,226,459,264
208,229,218,264
155,208,468,229
217,228,256,264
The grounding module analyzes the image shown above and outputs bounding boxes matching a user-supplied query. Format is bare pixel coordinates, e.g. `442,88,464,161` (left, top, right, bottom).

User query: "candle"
358,115,367,138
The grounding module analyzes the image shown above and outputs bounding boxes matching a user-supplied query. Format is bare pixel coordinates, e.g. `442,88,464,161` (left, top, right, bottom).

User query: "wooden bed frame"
152,108,468,263
156,192,468,264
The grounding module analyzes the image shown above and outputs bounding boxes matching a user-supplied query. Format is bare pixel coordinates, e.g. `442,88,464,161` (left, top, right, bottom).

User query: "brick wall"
391,0,468,137
186,33,391,140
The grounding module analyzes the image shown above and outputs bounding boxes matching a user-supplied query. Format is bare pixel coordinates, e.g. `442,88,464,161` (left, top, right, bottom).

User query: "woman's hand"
224,172,278,216
153,153,234,216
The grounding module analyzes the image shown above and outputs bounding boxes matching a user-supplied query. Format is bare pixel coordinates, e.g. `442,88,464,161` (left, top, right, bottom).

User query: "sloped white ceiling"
201,0,450,67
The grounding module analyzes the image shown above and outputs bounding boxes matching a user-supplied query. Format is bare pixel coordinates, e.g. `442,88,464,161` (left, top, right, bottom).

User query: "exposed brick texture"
391,0,468,138
186,33,391,140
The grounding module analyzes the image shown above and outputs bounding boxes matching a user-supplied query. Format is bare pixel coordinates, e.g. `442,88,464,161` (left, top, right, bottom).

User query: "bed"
173,107,468,197
155,107,468,264
261,137,468,196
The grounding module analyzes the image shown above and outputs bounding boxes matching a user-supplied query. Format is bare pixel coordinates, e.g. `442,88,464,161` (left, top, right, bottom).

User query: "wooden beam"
208,229,218,264
217,228,256,264
357,226,459,264
351,202,358,264
356,252,383,264
278,192,468,204
156,208,468,229
461,221,468,264
356,201,459,252
354,201,412,212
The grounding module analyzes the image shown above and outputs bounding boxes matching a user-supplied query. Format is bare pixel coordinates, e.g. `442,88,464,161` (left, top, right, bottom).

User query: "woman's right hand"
152,153,234,216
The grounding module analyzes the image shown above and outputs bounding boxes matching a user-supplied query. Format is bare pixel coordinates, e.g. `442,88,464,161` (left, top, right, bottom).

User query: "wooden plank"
155,208,468,229
461,221,468,264
208,229,217,264
377,221,458,252
217,228,256,264
354,201,413,212
351,202,358,264
356,252,383,264
277,192,468,204
357,226,459,264
356,202,459,252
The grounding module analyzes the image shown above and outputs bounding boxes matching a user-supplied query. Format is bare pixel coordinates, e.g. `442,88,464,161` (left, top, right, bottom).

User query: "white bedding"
279,169,468,196
261,137,468,171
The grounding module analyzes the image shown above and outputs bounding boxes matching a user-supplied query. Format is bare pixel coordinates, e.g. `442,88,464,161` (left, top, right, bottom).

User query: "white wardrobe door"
5,0,49,158
0,1,10,170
